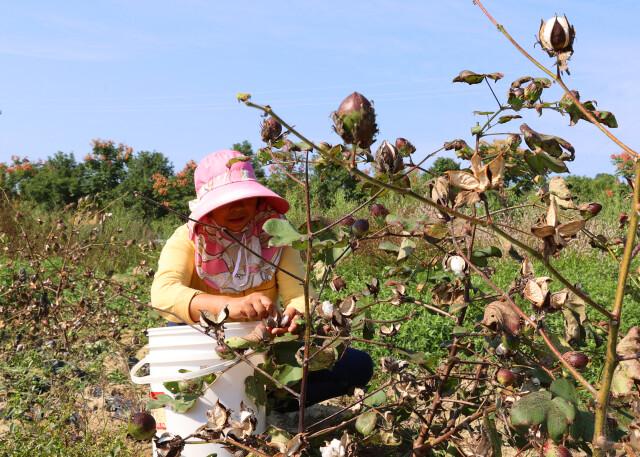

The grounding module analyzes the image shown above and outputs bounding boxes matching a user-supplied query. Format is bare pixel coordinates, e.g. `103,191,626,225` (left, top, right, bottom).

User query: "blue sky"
0,1,638,176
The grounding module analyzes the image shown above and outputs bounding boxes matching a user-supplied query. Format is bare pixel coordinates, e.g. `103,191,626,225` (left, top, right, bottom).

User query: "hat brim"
188,179,289,225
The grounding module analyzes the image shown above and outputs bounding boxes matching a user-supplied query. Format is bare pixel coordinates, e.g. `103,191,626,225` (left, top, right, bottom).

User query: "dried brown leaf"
520,257,535,277
432,282,465,307
531,224,556,239
523,279,547,307
546,198,558,227
447,170,481,191
551,291,568,309
482,300,521,335
557,220,585,237
470,153,483,178
431,176,450,205
548,176,576,209
618,327,640,380
207,400,230,431
454,190,481,209
487,153,505,187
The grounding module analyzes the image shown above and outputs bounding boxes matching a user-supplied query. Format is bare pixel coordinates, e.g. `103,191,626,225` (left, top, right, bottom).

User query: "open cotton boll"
320,438,345,457
539,16,573,52
446,255,467,276
320,300,335,318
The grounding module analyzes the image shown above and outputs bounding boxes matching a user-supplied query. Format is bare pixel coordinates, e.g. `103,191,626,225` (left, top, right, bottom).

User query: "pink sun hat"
187,150,289,230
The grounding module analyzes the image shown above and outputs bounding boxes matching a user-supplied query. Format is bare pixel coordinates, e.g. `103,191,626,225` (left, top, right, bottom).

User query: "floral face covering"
191,202,284,294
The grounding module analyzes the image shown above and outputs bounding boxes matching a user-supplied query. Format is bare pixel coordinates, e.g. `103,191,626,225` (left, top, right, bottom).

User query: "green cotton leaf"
452,70,503,85
471,246,502,264
236,92,251,102
406,351,440,371
531,366,554,386
264,426,292,451
560,94,618,128
397,238,416,262
363,308,375,340
596,111,618,128
497,114,522,124
550,378,578,405
171,393,199,413
508,93,524,111
146,394,173,410
385,214,420,232
510,390,552,428
272,341,303,366
471,246,502,267
272,333,299,344
551,397,576,423
524,150,569,175
547,397,575,442
148,393,198,413
534,77,552,86
355,410,377,436
453,70,486,85
328,245,352,265
263,219,305,247
539,151,570,173
483,413,502,457
256,147,272,164
521,124,574,160
224,336,255,350
273,364,303,386
570,409,595,442
364,390,387,407
245,375,267,407
225,156,250,168
423,223,448,242
163,381,180,395
378,241,400,253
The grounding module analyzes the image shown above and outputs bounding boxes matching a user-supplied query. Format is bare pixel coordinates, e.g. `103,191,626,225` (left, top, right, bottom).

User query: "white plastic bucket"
130,323,265,457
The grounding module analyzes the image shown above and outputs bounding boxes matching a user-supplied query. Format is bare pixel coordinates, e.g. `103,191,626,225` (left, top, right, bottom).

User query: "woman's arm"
276,246,309,312
188,292,274,323
151,225,203,323
272,246,315,334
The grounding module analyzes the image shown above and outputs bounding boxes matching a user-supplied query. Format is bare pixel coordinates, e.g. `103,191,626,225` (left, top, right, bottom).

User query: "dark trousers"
286,347,374,412
166,322,374,412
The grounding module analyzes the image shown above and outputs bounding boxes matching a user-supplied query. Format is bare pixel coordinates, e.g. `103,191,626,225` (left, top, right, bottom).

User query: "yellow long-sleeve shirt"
151,224,308,324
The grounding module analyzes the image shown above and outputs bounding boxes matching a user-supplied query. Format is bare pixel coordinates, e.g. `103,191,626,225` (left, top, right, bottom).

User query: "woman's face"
209,197,258,232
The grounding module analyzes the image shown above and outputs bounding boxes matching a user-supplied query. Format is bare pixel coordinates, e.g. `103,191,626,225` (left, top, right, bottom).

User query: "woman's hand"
269,306,301,336
228,293,273,321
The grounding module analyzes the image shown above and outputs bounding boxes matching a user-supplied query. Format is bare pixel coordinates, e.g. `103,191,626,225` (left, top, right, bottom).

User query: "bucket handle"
130,355,241,385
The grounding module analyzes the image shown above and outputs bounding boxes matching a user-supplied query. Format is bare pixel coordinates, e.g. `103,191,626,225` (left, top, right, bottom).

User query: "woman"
151,149,373,410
